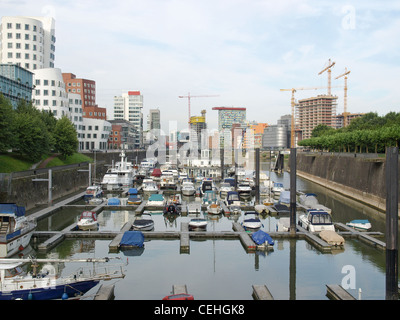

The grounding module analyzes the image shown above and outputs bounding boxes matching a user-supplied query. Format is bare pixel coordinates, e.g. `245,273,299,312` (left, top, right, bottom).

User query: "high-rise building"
296,94,338,141
62,73,106,120
212,107,246,147
0,16,56,71
147,108,160,130
113,91,143,148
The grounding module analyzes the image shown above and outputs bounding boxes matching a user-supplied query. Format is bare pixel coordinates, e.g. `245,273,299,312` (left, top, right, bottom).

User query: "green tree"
53,116,78,159
14,112,51,162
0,94,16,152
311,124,335,138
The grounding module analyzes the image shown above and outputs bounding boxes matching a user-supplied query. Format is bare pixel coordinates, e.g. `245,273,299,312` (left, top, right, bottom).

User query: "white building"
33,67,69,118
113,91,143,148
0,16,56,71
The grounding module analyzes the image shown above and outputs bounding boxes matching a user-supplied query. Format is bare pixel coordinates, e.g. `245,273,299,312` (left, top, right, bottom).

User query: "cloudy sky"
2,0,400,131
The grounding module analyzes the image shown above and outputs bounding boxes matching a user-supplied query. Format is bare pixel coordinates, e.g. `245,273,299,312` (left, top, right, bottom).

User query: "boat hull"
0,280,99,300
0,225,36,258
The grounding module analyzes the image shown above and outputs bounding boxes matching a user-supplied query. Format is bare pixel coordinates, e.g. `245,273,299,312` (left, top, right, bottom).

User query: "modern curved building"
32,67,69,118
0,16,56,71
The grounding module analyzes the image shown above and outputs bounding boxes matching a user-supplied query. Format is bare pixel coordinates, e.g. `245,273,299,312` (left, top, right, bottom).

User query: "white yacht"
142,178,159,194
101,150,136,190
181,181,196,196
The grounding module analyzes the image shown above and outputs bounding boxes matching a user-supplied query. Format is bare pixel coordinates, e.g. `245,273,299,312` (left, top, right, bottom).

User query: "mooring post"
255,148,260,204
290,148,296,235
220,148,224,181
385,147,398,300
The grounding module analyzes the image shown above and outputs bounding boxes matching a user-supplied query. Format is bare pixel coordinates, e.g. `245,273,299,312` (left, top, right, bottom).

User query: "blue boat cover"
0,203,25,217
349,219,370,224
128,188,138,195
251,230,274,246
108,198,120,205
149,194,164,201
119,231,144,248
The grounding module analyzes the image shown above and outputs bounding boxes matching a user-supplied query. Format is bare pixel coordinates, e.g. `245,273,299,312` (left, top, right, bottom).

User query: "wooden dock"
326,284,356,300
252,285,274,300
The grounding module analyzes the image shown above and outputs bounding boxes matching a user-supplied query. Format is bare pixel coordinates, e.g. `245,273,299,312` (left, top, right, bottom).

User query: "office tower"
113,91,143,148
0,63,33,107
147,108,161,130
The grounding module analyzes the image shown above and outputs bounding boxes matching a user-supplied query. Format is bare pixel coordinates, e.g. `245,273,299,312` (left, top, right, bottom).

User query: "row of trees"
0,95,78,162
298,112,400,153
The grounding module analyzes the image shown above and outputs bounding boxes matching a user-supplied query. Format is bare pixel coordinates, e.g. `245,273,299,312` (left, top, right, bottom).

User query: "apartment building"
296,94,338,141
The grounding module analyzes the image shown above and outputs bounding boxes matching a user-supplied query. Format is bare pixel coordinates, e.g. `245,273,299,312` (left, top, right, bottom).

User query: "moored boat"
241,212,263,231
298,209,335,232
0,203,36,258
346,219,372,231
0,257,125,300
131,213,154,231
83,185,103,201
181,181,196,196
189,217,207,231
77,211,98,230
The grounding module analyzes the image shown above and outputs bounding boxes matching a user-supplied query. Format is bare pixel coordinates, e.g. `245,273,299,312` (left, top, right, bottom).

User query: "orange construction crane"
280,86,342,148
335,68,351,127
318,59,336,95
179,93,219,124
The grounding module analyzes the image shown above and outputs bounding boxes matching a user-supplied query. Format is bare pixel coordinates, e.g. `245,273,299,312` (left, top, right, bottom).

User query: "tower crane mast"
318,59,336,95
335,68,351,127
179,93,219,124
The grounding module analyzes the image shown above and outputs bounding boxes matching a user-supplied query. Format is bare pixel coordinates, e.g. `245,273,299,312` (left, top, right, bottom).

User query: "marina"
14,158,393,300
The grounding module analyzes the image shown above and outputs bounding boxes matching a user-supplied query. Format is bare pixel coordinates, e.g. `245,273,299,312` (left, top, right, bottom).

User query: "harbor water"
31,168,388,300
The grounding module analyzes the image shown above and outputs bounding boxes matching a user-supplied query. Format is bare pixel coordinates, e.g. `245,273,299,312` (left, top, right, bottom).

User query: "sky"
2,0,400,132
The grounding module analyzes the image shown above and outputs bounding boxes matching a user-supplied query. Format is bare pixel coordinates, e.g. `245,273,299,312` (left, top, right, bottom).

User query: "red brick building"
62,72,107,120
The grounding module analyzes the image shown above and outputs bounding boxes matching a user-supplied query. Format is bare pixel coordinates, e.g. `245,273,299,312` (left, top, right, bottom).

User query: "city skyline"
2,0,399,131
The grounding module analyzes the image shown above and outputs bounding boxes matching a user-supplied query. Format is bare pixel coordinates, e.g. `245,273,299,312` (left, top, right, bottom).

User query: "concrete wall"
295,152,399,213
0,151,148,211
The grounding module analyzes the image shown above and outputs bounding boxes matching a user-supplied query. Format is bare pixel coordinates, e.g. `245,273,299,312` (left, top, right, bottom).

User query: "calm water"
32,169,389,300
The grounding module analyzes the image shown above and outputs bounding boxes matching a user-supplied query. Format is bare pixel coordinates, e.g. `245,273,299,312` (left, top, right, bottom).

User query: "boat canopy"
224,178,235,187
128,188,138,195
108,198,121,205
119,231,144,248
149,194,164,201
0,203,25,217
151,168,162,177
251,230,275,246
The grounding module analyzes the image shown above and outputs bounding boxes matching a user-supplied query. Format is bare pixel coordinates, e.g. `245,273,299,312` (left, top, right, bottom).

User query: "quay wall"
0,151,147,211
295,152,398,214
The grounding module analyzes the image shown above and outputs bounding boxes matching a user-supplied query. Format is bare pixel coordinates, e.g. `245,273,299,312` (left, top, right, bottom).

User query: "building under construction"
189,109,207,148
296,94,338,141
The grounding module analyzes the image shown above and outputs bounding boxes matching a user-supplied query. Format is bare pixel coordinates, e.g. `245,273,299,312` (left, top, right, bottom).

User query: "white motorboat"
83,185,103,201
237,182,252,198
298,210,335,232
160,170,177,189
101,150,136,190
147,194,166,206
272,182,284,196
0,203,36,258
77,211,98,230
298,193,332,214
207,203,222,215
241,212,263,231
142,178,158,194
131,213,154,231
189,217,207,230
181,181,196,196
219,182,234,198
224,191,241,214
200,178,217,196
346,219,372,231
0,257,125,300
255,204,269,214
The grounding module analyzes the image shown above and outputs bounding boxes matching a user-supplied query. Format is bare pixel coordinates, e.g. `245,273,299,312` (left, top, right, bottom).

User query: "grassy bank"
0,152,93,173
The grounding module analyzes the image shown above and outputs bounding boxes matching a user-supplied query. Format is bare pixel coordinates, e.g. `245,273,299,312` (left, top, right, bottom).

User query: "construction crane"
178,93,219,124
280,86,342,148
318,59,336,95
335,68,351,127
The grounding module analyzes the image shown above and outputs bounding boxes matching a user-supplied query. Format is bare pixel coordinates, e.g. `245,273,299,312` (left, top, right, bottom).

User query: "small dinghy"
189,218,207,231
319,230,345,246
131,213,154,231
346,219,372,231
